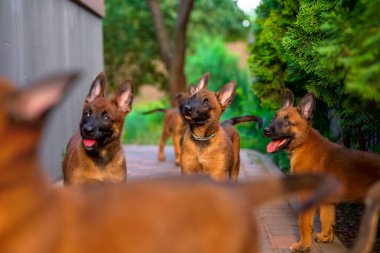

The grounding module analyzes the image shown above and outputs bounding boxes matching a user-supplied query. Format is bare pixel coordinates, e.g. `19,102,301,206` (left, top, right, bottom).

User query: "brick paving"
125,145,347,253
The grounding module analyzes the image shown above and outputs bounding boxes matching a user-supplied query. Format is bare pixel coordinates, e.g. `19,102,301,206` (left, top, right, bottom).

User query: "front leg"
158,127,170,162
290,195,316,253
315,204,335,243
173,131,182,166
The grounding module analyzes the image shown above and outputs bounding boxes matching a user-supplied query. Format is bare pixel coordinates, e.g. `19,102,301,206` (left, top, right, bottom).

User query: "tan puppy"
180,73,262,181
62,72,133,185
0,74,339,253
264,89,380,252
143,92,189,165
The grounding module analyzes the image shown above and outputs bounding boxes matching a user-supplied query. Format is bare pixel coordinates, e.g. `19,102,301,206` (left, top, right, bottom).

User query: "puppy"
0,73,340,253
62,72,133,185
143,92,190,165
264,89,380,252
180,73,262,182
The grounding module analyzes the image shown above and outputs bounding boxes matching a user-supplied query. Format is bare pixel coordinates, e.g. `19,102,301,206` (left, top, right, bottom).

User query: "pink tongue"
267,139,287,153
83,139,96,147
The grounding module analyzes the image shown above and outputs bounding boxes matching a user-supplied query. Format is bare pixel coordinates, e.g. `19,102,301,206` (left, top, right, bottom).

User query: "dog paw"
158,154,165,162
315,232,334,243
290,242,311,253
175,159,180,166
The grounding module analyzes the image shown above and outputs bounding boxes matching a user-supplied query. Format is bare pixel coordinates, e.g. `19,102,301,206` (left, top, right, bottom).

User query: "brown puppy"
143,92,189,165
180,73,262,182
62,72,133,185
264,89,380,252
0,74,341,253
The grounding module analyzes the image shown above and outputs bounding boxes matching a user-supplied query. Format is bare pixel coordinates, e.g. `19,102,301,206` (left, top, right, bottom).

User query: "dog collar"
191,132,217,141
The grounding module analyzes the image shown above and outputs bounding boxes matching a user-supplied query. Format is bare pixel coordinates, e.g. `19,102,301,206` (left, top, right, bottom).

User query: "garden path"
125,145,347,253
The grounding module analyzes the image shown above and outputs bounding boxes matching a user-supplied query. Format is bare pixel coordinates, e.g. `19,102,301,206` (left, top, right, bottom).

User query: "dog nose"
264,127,272,136
183,105,193,115
84,125,95,136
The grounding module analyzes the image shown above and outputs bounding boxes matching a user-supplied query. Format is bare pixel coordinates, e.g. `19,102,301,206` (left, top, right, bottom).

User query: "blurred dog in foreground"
143,92,190,165
62,72,133,185
0,74,340,253
348,180,380,253
180,73,262,181
264,89,380,252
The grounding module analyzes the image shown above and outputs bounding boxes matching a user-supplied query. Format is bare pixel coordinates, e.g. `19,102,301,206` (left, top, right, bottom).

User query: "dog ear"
113,80,134,113
6,73,78,122
86,71,107,104
216,81,236,109
173,92,186,105
282,89,294,108
298,92,315,120
190,73,210,96
188,84,196,95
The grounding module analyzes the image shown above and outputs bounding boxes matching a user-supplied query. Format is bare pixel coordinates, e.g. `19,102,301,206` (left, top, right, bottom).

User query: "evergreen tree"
249,0,380,150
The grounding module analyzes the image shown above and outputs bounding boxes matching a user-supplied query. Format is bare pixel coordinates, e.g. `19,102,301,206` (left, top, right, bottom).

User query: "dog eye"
85,111,91,118
103,114,111,120
284,116,291,125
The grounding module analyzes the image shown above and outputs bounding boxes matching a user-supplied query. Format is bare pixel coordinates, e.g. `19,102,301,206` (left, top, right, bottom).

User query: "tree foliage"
249,0,380,150
103,0,248,91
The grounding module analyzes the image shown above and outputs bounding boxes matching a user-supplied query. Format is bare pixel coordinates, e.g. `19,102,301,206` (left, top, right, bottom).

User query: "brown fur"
62,72,134,185
0,74,342,253
264,89,380,252
180,73,262,182
143,92,189,165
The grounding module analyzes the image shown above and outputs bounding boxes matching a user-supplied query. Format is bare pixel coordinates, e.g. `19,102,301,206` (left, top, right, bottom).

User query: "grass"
122,100,170,145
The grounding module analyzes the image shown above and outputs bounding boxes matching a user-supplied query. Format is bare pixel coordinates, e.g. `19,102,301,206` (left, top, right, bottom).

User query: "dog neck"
191,132,217,141
189,120,219,142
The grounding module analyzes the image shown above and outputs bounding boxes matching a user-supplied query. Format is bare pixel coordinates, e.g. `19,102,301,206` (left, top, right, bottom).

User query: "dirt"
335,203,380,252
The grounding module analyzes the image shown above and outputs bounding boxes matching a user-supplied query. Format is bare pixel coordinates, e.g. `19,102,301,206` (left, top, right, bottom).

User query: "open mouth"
184,115,193,121
267,137,291,153
83,138,97,150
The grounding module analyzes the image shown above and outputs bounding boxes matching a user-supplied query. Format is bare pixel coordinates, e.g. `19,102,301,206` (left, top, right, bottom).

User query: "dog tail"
348,181,380,253
142,108,168,115
222,115,263,129
237,174,341,211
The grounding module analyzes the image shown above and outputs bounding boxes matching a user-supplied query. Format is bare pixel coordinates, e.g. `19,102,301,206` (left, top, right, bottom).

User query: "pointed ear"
188,85,196,95
190,72,210,96
86,71,107,104
174,92,184,103
297,92,315,120
282,88,294,108
216,81,236,109
113,80,134,113
173,92,189,107
7,72,79,122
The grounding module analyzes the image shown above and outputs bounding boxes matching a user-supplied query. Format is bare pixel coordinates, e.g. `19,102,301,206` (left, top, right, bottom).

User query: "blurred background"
104,0,380,175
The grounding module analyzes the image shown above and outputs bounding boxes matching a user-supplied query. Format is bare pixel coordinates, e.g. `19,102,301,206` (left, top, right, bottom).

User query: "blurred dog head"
0,73,77,167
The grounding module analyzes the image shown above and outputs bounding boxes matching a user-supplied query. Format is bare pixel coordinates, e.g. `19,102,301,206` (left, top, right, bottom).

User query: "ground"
125,145,347,253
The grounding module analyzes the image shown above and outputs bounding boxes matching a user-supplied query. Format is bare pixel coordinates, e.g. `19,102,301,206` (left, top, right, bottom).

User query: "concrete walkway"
125,145,347,253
